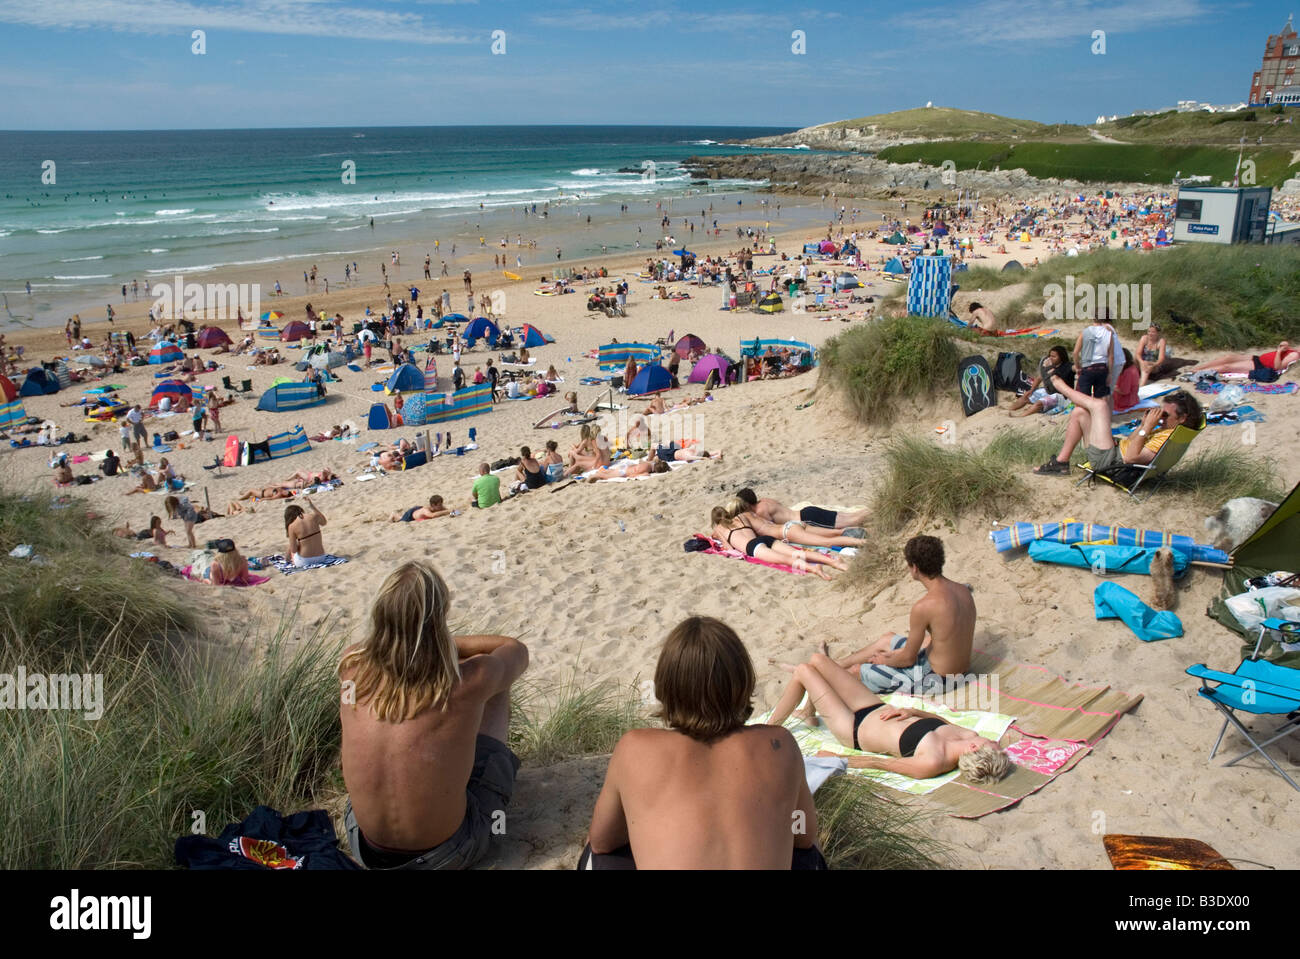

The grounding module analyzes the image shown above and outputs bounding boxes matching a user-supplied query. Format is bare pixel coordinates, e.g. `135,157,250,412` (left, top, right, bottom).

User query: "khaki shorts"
1084,443,1124,474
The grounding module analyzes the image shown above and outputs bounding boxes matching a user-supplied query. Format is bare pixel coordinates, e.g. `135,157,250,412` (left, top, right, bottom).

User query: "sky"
0,0,1293,130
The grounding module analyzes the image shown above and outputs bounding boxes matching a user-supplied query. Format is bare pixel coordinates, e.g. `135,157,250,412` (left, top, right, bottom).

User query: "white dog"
1204,498,1278,552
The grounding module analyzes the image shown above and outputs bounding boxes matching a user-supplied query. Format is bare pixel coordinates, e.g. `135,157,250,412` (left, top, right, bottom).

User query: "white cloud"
0,0,476,44
890,0,1215,45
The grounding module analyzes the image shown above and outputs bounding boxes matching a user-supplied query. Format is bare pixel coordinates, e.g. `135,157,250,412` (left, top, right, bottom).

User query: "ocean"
0,125,824,326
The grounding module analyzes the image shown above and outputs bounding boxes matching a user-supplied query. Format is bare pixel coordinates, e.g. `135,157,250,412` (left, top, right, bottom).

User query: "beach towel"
1094,581,1183,641
758,696,1015,796
689,534,812,576
1195,381,1297,395
180,565,270,588
1102,835,1235,870
1205,405,1265,426
260,553,350,575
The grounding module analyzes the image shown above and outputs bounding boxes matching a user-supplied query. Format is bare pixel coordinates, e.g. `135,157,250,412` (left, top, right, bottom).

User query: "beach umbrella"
674,333,707,358
688,353,731,386
261,311,284,323
0,374,17,402
148,343,184,365
280,320,311,342
196,327,233,349
150,380,192,410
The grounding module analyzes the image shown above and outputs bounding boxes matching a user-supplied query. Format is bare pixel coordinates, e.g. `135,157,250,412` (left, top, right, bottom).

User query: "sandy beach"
5,198,1299,871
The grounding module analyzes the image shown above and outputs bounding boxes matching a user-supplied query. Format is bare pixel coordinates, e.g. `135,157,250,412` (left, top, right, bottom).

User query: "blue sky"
0,0,1290,129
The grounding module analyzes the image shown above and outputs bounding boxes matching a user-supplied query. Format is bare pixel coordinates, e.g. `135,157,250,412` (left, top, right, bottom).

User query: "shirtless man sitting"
581,616,822,870
736,488,868,534
340,561,528,870
837,536,976,694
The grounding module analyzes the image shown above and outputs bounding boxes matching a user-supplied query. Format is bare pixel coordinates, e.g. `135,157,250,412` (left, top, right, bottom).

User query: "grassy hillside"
1100,107,1300,147
824,107,1059,140
876,141,1300,186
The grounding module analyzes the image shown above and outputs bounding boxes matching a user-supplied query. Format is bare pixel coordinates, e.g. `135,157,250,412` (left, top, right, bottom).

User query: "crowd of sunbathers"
337,534,1009,869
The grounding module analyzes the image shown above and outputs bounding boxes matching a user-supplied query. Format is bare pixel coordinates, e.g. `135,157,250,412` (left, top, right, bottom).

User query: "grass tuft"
510,676,649,767
819,316,962,425
814,774,950,869
1156,443,1285,507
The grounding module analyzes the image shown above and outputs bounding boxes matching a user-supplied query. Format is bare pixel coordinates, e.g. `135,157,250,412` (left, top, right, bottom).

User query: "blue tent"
465,317,499,341
443,313,469,324
385,363,425,394
19,368,59,396
882,257,906,275
627,364,673,396
518,324,548,348
368,403,394,430
256,381,326,412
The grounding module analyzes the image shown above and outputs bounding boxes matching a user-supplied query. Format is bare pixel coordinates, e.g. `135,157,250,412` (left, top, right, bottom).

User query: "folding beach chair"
1186,622,1300,791
1075,415,1205,501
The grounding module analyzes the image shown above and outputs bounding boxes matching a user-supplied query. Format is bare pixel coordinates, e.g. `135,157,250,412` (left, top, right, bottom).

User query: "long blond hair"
339,561,460,722
213,546,244,580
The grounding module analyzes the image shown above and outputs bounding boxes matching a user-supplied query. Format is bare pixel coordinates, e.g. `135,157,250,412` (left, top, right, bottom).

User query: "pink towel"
693,535,812,576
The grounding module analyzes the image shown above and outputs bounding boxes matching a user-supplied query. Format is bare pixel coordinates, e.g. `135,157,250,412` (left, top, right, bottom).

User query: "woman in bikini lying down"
766,645,1011,784
1188,341,1298,376
711,504,847,580
730,498,864,550
586,457,671,482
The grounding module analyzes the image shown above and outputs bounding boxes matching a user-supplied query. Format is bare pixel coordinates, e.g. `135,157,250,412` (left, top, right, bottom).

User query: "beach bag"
1249,357,1280,383
1223,586,1300,634
1027,540,1190,577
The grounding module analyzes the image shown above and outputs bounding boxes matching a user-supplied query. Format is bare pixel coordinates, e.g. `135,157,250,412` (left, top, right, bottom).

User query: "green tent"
1208,481,1300,664
884,232,907,244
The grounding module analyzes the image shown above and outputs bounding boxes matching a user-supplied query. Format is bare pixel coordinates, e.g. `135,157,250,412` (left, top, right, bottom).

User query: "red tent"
674,333,707,358
280,321,312,342
0,374,17,402
197,326,233,349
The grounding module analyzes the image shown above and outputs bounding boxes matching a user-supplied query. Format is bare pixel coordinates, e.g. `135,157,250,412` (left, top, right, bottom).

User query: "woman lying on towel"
728,497,863,549
711,504,847,580
767,645,1011,784
1187,341,1297,377
586,456,671,482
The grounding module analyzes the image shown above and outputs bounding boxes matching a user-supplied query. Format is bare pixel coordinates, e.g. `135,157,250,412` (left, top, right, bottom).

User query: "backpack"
993,352,1032,393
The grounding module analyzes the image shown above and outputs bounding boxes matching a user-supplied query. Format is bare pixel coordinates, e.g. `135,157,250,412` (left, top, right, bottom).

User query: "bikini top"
726,518,756,549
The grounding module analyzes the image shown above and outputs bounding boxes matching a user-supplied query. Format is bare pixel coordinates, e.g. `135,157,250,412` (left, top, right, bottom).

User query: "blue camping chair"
1186,619,1300,791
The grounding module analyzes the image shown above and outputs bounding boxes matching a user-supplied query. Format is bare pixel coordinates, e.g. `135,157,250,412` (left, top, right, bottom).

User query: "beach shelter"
834,272,863,290
384,363,425,394
148,343,184,365
443,313,469,324
931,223,949,237
53,363,72,390
818,239,836,255
425,382,493,424
19,368,59,396
367,403,395,430
1209,481,1300,657
518,324,549,349
802,243,822,255
309,349,347,370
401,391,428,427
688,353,731,386
907,255,952,318
196,327,233,349
256,381,326,413
674,334,707,358
882,257,906,276
627,364,673,396
754,292,784,314
465,317,500,342
150,380,193,410
1001,260,1025,273
598,342,660,371
884,232,906,244
0,396,26,429
280,321,311,343
424,356,439,391
0,374,17,402
266,425,311,460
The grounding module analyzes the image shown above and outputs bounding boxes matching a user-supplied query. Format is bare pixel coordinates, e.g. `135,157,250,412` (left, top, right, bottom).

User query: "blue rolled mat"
1094,581,1183,641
